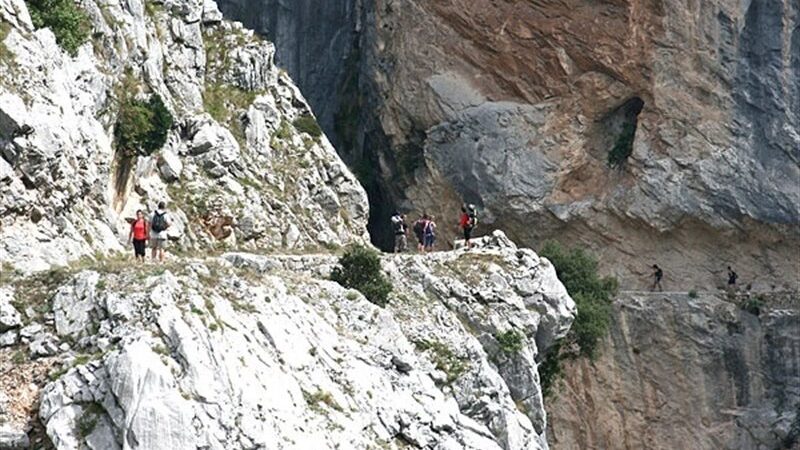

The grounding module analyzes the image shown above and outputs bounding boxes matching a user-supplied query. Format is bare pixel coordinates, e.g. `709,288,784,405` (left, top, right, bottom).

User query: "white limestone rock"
0,287,22,331
38,238,574,450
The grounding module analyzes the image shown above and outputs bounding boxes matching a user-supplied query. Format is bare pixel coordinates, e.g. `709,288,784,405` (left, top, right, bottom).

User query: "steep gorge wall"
547,293,800,450
0,0,369,273
217,0,800,290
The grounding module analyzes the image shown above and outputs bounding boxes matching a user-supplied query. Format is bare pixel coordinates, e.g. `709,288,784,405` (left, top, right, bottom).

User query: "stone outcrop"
0,234,575,449
218,0,800,289
547,292,800,450
0,0,368,273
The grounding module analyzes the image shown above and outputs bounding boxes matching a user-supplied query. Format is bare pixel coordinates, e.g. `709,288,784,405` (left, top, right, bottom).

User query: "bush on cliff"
607,122,636,168
540,241,617,357
331,244,392,307
26,0,90,56
538,241,618,396
292,114,323,139
115,94,174,158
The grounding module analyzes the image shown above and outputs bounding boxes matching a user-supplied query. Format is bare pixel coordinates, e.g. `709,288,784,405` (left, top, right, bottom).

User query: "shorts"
150,238,167,250
394,234,407,252
463,227,473,240
424,234,435,248
415,233,424,245
133,239,147,257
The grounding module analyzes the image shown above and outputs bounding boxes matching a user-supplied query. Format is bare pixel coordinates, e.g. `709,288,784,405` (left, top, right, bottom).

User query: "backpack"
467,205,478,227
151,211,168,232
413,220,425,236
391,216,404,234
424,221,435,235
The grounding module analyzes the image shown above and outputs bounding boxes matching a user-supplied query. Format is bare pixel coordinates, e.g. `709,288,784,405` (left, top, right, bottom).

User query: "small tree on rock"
115,93,173,158
330,244,392,307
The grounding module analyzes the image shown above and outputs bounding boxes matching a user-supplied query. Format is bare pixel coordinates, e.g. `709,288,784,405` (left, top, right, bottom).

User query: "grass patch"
76,402,103,438
496,329,524,355
203,82,256,145
0,22,15,68
303,389,342,413
413,339,469,384
11,349,27,365
26,0,91,56
330,244,392,307
741,296,763,316
292,114,322,139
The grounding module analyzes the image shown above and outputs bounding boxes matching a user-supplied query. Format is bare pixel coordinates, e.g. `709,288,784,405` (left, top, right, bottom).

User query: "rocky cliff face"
0,0,368,274
0,1,578,448
219,0,800,289
0,233,575,449
547,293,800,450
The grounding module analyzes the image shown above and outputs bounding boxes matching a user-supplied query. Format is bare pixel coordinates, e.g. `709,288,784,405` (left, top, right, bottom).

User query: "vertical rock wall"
216,0,800,289
547,293,800,450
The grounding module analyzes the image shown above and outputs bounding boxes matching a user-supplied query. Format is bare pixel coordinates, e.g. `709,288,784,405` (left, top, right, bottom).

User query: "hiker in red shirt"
128,210,149,263
459,204,477,250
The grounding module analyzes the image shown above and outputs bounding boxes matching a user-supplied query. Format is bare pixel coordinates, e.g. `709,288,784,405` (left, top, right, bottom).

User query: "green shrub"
538,342,564,398
688,290,698,298
330,244,392,307
293,114,322,139
496,329,524,355
741,296,763,316
607,122,636,168
540,241,617,358
26,0,91,56
115,93,173,157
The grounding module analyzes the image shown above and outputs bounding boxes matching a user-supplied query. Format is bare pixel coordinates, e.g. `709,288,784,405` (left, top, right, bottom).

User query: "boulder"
157,149,183,182
0,288,22,332
0,427,29,450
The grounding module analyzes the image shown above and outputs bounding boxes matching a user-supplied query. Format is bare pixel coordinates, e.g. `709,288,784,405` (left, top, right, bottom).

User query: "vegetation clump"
26,0,91,56
537,241,619,396
303,389,342,413
292,114,322,139
115,93,173,158
496,329,524,355
607,122,636,168
76,402,104,438
413,339,469,384
741,296,763,316
330,244,392,307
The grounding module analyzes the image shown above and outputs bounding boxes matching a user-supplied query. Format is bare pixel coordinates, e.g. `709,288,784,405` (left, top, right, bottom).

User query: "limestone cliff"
547,293,800,450
0,0,368,273
0,233,575,449
0,1,578,448
218,0,800,290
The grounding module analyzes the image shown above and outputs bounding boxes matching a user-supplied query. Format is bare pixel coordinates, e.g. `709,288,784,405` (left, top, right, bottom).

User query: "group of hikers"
650,264,739,292
390,203,478,253
126,201,172,263
128,201,741,295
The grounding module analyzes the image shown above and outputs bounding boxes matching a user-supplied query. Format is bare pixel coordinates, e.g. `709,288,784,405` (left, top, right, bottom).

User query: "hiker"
127,210,149,263
150,201,171,262
459,204,477,250
727,266,738,292
391,212,408,253
651,264,663,291
413,214,428,252
423,215,437,253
